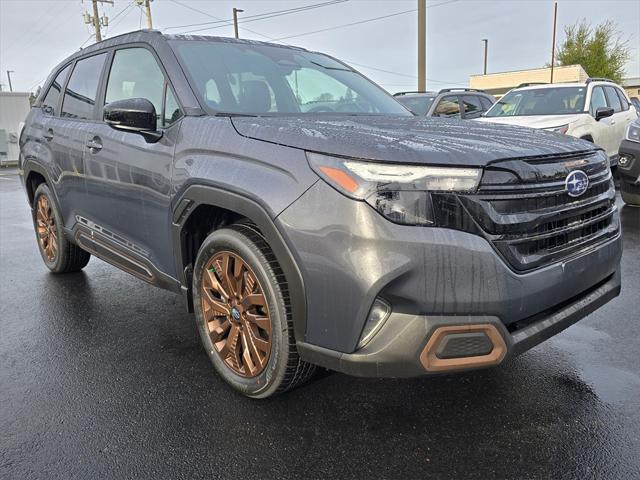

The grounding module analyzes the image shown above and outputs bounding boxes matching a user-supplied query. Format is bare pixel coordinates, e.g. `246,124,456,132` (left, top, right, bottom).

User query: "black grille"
461,151,620,271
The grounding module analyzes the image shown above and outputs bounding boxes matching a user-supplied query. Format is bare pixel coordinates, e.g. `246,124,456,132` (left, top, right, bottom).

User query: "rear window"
42,64,71,116
396,95,435,116
61,53,108,120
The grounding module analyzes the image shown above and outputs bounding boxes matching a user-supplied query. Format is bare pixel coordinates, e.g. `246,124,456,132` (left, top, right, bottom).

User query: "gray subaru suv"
20,31,622,398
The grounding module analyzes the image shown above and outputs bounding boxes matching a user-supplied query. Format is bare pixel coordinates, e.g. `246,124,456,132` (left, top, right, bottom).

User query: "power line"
271,0,458,41
167,0,281,41
165,0,347,32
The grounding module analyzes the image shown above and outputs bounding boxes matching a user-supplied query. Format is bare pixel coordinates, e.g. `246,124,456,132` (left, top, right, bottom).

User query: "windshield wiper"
310,60,352,72
214,112,259,118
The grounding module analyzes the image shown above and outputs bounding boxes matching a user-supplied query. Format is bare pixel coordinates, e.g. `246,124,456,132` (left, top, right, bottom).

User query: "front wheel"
192,223,315,398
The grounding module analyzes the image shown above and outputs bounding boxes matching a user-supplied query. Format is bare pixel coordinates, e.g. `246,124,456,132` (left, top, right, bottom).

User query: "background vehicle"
394,88,495,118
618,119,640,205
477,79,637,167
19,32,621,398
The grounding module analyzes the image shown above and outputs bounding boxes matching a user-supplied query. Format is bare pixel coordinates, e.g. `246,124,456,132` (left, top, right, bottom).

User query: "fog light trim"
420,324,507,372
357,298,391,349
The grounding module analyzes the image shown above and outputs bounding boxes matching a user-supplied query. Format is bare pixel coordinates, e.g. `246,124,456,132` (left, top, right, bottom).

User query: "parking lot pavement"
1,166,639,479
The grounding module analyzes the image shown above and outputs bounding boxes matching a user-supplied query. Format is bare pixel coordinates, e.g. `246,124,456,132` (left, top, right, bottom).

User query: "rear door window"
434,95,460,118
61,53,108,120
603,86,622,112
42,64,71,116
615,88,629,111
462,95,483,119
479,96,494,111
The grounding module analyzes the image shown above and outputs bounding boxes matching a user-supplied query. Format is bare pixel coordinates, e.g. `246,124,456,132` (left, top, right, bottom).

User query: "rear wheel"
621,180,640,206
32,183,90,273
192,223,315,398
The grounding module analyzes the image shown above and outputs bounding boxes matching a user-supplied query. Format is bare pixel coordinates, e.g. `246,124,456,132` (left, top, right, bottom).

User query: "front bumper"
618,139,640,184
277,181,622,376
297,270,620,377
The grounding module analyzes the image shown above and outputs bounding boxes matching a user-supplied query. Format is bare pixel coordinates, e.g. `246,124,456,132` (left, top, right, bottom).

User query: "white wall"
0,92,31,165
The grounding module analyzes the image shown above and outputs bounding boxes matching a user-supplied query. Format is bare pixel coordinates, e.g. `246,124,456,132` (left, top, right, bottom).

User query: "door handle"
86,136,103,153
610,120,616,125
43,129,54,141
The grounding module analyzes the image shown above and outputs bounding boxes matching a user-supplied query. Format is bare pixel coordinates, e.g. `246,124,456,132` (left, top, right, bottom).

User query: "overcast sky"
0,0,638,93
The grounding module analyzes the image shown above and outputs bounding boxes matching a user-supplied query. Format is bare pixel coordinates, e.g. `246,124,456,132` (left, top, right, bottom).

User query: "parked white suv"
477,79,637,166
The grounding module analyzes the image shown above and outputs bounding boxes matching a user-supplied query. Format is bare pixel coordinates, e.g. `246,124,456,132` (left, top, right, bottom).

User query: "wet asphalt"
0,166,639,480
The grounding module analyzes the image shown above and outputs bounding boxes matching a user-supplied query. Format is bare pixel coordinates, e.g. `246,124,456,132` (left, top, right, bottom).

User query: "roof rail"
438,87,485,94
585,77,616,84
393,91,430,96
515,82,548,88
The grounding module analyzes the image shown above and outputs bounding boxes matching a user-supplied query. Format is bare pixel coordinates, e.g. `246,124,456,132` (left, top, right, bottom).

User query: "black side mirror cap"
595,106,614,121
104,98,163,143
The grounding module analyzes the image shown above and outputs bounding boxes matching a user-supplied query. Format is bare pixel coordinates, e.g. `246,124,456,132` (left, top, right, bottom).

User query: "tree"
555,20,631,83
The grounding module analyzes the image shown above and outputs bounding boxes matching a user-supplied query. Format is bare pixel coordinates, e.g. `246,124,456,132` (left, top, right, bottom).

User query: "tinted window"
164,87,182,126
462,95,483,118
590,86,607,115
486,87,586,117
106,48,165,120
170,40,409,115
396,95,435,116
42,64,71,116
434,96,460,118
604,86,622,112
479,96,494,111
615,88,629,111
61,53,107,120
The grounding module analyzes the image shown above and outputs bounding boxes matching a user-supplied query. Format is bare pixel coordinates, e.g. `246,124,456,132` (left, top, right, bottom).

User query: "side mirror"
104,98,162,142
595,106,614,121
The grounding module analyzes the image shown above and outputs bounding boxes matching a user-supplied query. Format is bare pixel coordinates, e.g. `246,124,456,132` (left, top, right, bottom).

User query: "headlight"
307,152,482,226
625,123,640,143
546,124,569,134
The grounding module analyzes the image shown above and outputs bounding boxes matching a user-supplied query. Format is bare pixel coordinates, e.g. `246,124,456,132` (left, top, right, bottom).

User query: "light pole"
417,0,426,91
6,70,14,92
482,39,488,75
233,8,244,39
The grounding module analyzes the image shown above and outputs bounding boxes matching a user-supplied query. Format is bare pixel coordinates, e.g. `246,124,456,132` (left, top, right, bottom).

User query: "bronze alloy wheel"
36,195,58,262
200,251,272,377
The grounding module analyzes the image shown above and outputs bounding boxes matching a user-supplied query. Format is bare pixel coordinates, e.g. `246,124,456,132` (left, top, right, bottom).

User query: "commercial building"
469,65,588,96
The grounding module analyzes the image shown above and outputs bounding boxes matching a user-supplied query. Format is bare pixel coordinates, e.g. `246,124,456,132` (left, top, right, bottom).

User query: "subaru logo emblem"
231,307,241,321
565,170,589,197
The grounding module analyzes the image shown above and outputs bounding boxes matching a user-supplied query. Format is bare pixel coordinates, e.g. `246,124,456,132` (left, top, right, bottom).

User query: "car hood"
476,114,582,129
231,115,594,167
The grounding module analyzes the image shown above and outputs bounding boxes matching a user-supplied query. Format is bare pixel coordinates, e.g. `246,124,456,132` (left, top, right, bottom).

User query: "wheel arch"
172,184,307,342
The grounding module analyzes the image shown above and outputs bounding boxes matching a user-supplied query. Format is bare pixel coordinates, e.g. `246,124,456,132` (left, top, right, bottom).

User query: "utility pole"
135,0,153,29
82,0,113,43
550,1,558,83
482,39,488,75
233,8,244,39
92,0,102,42
417,0,426,91
6,71,14,92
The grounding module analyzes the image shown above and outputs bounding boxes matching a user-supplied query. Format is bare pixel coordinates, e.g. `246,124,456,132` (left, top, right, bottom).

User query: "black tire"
32,183,90,273
192,223,315,398
620,180,640,206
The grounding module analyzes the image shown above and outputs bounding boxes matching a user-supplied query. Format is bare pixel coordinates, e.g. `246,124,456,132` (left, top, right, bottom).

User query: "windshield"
395,96,435,115
169,40,410,116
485,86,587,117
